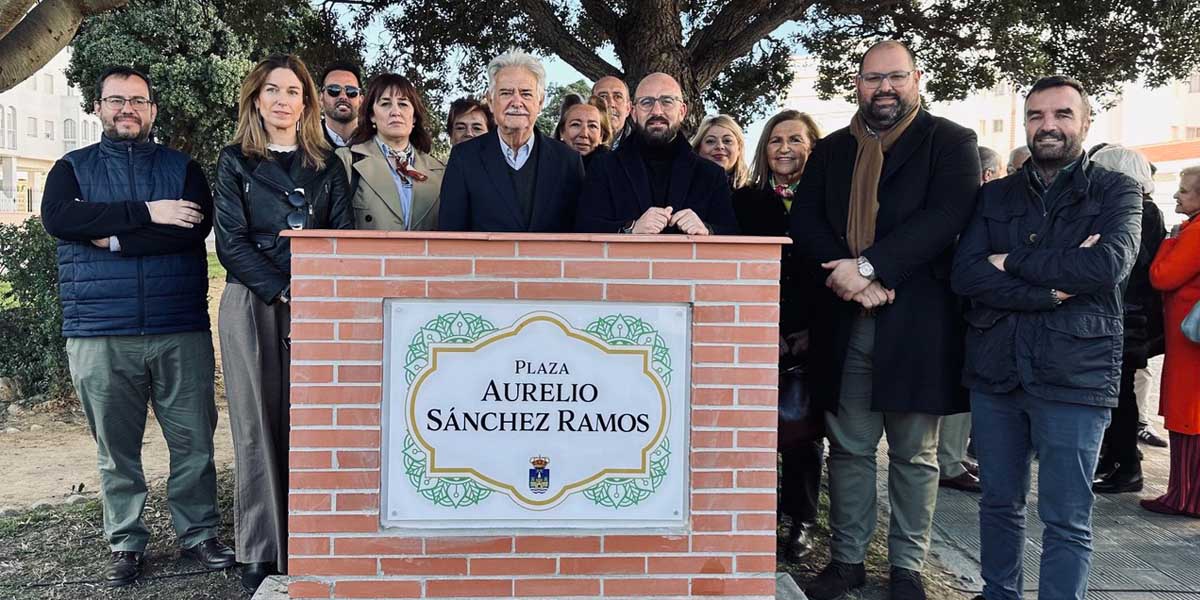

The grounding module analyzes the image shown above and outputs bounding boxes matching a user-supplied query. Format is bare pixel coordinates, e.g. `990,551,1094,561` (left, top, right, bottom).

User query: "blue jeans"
971,389,1110,600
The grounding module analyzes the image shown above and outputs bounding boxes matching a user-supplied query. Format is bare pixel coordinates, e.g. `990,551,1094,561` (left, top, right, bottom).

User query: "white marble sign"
381,299,689,529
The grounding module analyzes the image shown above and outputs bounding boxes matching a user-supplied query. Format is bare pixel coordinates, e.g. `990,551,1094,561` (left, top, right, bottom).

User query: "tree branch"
579,0,620,34
0,0,37,39
510,0,621,80
684,0,773,56
0,0,128,92
689,0,809,86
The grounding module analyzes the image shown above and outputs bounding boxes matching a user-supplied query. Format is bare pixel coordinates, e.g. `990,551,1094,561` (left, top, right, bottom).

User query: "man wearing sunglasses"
319,61,363,148
40,66,234,587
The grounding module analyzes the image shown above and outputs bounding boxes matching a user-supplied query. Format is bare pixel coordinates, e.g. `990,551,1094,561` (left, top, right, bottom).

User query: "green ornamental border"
401,311,673,510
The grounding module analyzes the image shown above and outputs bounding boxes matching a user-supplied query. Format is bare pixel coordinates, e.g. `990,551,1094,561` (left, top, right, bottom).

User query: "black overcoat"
790,109,980,415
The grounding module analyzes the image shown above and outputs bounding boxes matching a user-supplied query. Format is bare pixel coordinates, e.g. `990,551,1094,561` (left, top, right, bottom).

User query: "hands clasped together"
821,258,895,309
633,206,710,235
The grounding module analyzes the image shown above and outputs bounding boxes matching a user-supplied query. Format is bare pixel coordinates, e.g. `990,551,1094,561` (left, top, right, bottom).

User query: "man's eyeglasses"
858,71,915,89
635,95,682,110
286,188,309,230
100,96,152,110
323,84,361,99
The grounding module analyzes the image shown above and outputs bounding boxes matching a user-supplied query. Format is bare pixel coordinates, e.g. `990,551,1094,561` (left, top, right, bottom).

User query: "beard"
327,101,355,124
103,117,149,143
638,116,678,147
859,89,916,130
1029,129,1083,169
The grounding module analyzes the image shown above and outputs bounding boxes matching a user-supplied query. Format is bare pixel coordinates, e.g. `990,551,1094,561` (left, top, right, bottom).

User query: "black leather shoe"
182,537,236,570
785,521,815,563
1093,467,1144,493
105,551,143,587
939,471,982,493
962,460,979,478
241,562,273,593
805,560,866,600
890,567,927,600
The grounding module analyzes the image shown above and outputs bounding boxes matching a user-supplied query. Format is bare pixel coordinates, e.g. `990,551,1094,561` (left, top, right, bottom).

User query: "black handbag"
778,361,823,450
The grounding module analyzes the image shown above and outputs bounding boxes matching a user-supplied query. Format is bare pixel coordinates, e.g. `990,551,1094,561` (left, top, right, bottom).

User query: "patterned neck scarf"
771,175,799,213
378,137,427,185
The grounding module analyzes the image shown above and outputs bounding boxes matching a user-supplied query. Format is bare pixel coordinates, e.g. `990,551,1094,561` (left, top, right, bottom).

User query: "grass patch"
0,470,246,600
206,252,225,281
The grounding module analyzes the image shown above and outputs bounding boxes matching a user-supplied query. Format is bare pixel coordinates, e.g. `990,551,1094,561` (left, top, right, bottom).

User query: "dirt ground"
0,275,233,509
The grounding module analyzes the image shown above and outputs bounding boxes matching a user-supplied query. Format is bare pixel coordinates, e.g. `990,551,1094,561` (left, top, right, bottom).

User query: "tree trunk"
610,0,707,132
0,0,129,92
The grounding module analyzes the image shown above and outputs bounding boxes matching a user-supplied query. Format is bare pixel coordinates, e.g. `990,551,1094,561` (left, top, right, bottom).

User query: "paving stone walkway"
924,360,1200,599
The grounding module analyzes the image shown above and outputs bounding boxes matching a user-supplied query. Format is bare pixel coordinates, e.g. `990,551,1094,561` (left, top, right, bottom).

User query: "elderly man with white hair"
439,49,584,232
1086,144,1168,495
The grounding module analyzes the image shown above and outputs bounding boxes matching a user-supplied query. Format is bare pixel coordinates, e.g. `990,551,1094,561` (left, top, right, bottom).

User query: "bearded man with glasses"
40,65,236,588
576,72,738,235
790,40,981,600
319,60,364,147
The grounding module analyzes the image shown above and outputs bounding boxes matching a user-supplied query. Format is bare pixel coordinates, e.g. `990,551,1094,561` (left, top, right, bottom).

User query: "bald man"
592,75,634,149
576,72,737,235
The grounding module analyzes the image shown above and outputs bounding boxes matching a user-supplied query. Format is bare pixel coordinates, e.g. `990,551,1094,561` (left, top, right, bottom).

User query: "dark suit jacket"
575,133,739,234
790,109,980,415
438,129,584,232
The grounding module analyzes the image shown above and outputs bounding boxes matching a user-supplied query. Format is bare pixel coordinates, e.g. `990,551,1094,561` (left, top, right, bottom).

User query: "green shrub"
0,217,71,403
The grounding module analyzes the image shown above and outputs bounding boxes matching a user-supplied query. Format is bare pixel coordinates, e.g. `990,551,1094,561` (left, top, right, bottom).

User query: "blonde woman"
691,114,750,190
213,54,353,593
337,73,444,230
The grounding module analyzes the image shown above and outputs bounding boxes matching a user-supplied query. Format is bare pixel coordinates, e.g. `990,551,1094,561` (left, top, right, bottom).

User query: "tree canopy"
331,0,1200,129
65,0,363,170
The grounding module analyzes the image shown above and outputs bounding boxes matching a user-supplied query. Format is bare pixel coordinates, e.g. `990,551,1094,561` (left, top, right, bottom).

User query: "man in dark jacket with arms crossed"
951,75,1142,600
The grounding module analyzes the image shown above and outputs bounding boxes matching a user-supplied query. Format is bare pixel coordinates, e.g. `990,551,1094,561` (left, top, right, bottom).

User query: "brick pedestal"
283,231,787,599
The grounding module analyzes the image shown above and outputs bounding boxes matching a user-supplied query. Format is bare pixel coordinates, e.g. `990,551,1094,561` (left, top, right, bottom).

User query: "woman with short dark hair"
213,54,353,593
338,73,444,230
446,97,493,146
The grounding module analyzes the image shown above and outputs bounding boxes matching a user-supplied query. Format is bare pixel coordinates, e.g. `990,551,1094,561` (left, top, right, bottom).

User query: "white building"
0,49,103,219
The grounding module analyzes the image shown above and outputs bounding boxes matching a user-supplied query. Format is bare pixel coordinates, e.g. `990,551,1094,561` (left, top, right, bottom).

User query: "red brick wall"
285,232,785,599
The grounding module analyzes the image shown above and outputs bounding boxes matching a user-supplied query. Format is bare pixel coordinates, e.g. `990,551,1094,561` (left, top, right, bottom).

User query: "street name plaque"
381,299,690,529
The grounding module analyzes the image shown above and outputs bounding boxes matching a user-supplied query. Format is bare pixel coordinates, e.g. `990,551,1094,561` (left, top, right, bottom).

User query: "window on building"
978,120,987,136
993,119,1005,133
45,120,54,140
26,117,36,137
0,105,5,149
43,74,54,95
1186,126,1200,140
1190,72,1200,93
63,119,77,152
7,108,15,147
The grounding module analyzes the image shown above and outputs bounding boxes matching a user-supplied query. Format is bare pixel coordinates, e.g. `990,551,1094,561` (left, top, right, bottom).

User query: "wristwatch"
856,256,875,280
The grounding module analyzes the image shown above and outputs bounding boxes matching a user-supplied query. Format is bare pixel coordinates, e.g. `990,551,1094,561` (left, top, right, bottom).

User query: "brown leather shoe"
939,471,981,493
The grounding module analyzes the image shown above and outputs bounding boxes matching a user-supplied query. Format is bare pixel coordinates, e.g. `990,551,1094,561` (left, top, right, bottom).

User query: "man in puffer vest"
41,66,235,587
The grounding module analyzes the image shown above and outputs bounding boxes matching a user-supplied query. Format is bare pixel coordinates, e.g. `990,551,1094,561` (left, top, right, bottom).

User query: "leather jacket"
214,144,353,303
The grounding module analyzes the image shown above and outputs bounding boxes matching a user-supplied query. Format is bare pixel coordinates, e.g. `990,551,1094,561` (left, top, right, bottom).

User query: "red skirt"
1155,432,1200,515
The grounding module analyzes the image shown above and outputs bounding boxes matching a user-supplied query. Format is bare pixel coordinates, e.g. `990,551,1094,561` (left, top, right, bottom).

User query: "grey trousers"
219,282,290,571
938,412,972,478
824,316,942,571
66,332,220,552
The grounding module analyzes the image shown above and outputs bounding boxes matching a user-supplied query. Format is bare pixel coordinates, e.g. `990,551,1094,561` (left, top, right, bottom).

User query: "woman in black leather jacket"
213,54,352,594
